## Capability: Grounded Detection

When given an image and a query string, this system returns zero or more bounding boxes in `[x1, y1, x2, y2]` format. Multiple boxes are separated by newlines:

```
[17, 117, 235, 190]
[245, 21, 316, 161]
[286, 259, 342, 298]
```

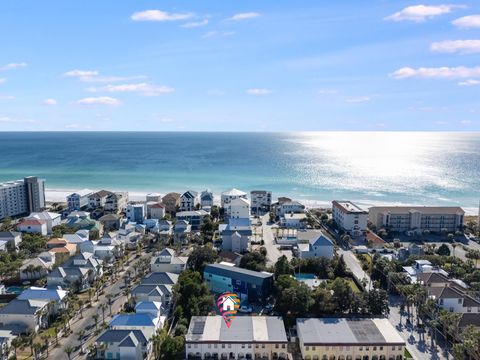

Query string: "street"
[48, 252, 150, 359]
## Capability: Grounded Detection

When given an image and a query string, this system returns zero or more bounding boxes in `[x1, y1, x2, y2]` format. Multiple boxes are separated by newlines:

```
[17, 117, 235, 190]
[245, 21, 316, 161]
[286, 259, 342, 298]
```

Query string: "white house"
[147, 203, 165, 220]
[150, 248, 188, 274]
[17, 218, 47, 236]
[276, 201, 305, 217]
[229, 198, 250, 219]
[146, 193, 162, 203]
[428, 286, 480, 313]
[296, 230, 334, 259]
[0, 299, 49, 334]
[104, 192, 129, 213]
[180, 190, 199, 212]
[19, 257, 53, 281]
[250, 190, 272, 214]
[109, 313, 164, 339]
[26, 212, 61, 234]
[67, 189, 93, 211]
[96, 329, 149, 360]
[0, 231, 22, 251]
[135, 301, 162, 318]
[332, 200, 368, 237]
[281, 213, 307, 229]
[126, 204, 146, 223]
[88, 190, 113, 210]
[221, 188, 247, 216]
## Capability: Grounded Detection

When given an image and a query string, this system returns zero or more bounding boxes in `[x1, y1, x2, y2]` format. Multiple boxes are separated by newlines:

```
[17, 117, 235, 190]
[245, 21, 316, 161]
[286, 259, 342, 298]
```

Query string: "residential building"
[109, 313, 164, 339]
[219, 218, 252, 253]
[17, 218, 47, 236]
[161, 192, 181, 213]
[221, 189, 248, 217]
[146, 193, 162, 203]
[180, 190, 199, 212]
[295, 230, 335, 259]
[0, 329, 17, 360]
[174, 220, 192, 245]
[221, 188, 247, 207]
[105, 192, 129, 213]
[281, 213, 307, 229]
[19, 257, 53, 281]
[297, 318, 405, 360]
[250, 190, 272, 214]
[369, 206, 465, 233]
[27, 211, 61, 234]
[176, 210, 209, 231]
[150, 248, 188, 274]
[403, 259, 448, 283]
[0, 177, 45, 220]
[229, 198, 250, 219]
[204, 263, 274, 305]
[0, 231, 22, 251]
[427, 286, 480, 313]
[0, 299, 49, 334]
[275, 201, 305, 217]
[133, 272, 178, 305]
[126, 204, 145, 223]
[66, 189, 93, 211]
[88, 190, 113, 210]
[147, 202, 165, 220]
[17, 287, 67, 313]
[99, 213, 122, 231]
[200, 190, 214, 208]
[65, 212, 103, 239]
[186, 316, 288, 360]
[332, 200, 368, 237]
[157, 220, 173, 242]
[135, 301, 162, 318]
[96, 329, 149, 360]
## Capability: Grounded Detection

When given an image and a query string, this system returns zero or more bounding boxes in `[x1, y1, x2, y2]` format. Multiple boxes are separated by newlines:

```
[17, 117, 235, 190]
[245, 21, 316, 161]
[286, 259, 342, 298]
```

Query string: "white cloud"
[0, 116, 35, 124]
[65, 124, 80, 129]
[431, 40, 480, 54]
[385, 5, 465, 22]
[90, 83, 174, 96]
[345, 96, 371, 103]
[64, 70, 146, 83]
[77, 96, 121, 106]
[246, 88, 271, 95]
[458, 79, 480, 86]
[461, 120, 473, 125]
[0, 62, 27, 71]
[202, 31, 235, 39]
[0, 78, 6, 84]
[391, 66, 480, 79]
[0, 95, 15, 100]
[227, 12, 261, 21]
[131, 10, 193, 22]
[182, 19, 209, 28]
[43, 98, 57, 105]
[452, 14, 480, 28]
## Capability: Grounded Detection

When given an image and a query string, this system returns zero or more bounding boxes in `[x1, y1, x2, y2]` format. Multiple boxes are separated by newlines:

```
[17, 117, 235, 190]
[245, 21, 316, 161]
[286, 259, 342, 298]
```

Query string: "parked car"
[238, 305, 253, 313]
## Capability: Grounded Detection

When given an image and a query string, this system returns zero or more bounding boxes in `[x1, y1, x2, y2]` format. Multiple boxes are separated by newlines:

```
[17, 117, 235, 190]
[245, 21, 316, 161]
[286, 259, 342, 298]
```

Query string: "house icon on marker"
[222, 295, 236, 311]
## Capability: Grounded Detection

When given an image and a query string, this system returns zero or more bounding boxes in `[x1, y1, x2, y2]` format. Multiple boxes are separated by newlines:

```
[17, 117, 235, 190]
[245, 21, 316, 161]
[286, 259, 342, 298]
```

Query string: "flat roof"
[369, 206, 464, 215]
[297, 318, 405, 346]
[333, 200, 367, 214]
[186, 316, 287, 343]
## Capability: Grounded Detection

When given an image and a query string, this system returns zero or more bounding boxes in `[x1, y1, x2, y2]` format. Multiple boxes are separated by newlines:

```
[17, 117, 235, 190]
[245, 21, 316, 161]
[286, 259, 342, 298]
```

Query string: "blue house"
[203, 263, 273, 305]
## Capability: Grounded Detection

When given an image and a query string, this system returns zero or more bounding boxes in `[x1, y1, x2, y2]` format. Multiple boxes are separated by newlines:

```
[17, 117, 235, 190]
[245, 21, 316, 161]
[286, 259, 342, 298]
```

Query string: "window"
[366, 347, 369, 351]
[248, 344, 251, 349]
[306, 346, 309, 351]
[275, 344, 279, 349]
[373, 346, 377, 351]
[228, 344, 232, 349]
[312, 346, 316, 350]
[359, 347, 363, 351]
[398, 346, 402, 351]
[458, 299, 462, 304]
[379, 347, 383, 351]
[282, 344, 286, 349]
[222, 344, 225, 349]
[262, 344, 265, 349]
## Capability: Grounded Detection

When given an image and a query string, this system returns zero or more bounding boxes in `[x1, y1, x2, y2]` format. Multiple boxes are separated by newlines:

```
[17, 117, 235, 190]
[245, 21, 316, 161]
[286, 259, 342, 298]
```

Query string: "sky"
[0, 1, 480, 131]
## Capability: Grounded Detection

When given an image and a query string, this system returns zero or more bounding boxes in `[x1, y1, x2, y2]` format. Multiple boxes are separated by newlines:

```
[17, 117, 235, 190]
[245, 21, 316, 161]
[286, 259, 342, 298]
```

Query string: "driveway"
[337, 249, 372, 290]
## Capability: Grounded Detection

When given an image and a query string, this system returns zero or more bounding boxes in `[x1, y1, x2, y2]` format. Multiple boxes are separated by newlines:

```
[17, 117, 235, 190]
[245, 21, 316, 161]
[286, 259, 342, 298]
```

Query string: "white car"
[238, 305, 253, 313]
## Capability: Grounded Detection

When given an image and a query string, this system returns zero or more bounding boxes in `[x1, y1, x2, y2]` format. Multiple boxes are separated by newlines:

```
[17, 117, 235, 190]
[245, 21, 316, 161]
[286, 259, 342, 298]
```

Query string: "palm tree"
[77, 299, 85, 318]
[64, 345, 74, 360]
[93, 314, 99, 332]
[100, 303, 107, 324]
[106, 294, 113, 315]
[41, 334, 51, 357]
[451, 242, 458, 258]
[11, 337, 21, 358]
[88, 287, 95, 305]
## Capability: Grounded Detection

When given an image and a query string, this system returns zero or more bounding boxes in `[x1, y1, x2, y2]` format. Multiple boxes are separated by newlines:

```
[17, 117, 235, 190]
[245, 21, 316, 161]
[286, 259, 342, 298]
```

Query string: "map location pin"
[216, 292, 240, 328]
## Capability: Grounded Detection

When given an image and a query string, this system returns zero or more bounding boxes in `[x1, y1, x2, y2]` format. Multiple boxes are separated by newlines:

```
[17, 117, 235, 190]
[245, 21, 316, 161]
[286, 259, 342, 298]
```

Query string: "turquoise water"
[295, 273, 317, 280]
[0, 132, 479, 212]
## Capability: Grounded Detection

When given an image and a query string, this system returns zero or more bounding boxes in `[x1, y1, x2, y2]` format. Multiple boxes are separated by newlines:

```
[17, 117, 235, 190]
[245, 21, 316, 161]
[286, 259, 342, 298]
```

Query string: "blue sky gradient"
[0, 1, 479, 131]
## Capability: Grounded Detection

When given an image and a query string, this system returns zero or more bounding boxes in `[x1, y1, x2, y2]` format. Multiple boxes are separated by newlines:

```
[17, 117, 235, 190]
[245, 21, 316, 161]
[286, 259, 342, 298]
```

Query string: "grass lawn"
[345, 278, 361, 293]
[404, 348, 413, 359]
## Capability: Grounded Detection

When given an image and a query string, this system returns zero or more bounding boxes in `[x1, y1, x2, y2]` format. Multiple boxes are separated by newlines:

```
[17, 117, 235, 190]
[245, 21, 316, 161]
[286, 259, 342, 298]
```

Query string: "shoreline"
[45, 188, 478, 215]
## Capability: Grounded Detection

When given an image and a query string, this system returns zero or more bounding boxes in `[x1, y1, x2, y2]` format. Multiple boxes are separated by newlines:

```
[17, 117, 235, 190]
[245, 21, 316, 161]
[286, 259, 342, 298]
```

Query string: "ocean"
[0, 132, 479, 213]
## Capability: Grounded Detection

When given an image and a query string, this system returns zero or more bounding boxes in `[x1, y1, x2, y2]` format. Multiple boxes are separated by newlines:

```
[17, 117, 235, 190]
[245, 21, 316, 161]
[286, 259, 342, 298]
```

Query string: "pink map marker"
[216, 292, 240, 328]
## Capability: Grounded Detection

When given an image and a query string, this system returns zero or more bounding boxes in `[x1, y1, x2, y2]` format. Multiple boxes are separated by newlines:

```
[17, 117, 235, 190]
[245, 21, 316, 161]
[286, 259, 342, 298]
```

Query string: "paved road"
[49, 253, 149, 359]
[337, 249, 372, 290]
[260, 215, 292, 265]
[388, 297, 450, 360]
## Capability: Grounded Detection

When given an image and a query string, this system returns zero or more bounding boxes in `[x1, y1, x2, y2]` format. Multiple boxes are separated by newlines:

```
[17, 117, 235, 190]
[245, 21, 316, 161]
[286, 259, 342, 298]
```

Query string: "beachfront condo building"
[297, 318, 405, 360]
[0, 177, 45, 220]
[186, 316, 288, 360]
[332, 200, 368, 237]
[368, 206, 464, 233]
[250, 190, 272, 214]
